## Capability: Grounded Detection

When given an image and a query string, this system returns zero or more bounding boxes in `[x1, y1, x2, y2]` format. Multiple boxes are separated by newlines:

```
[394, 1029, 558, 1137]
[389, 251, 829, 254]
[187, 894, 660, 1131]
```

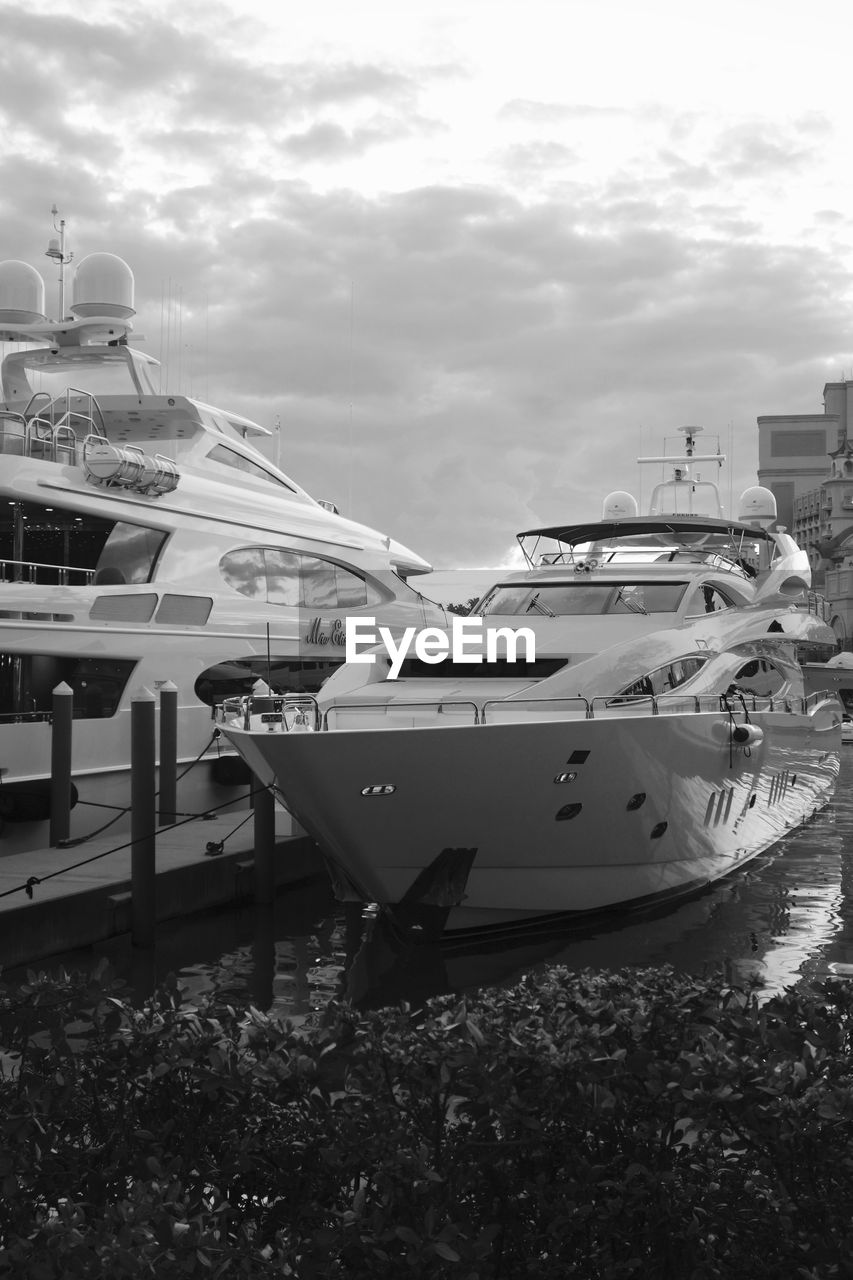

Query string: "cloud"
[0, 1, 851, 572]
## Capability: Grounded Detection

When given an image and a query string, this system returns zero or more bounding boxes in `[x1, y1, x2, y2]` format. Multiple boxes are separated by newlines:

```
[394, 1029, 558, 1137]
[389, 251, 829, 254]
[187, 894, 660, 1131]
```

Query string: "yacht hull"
[224, 700, 841, 924]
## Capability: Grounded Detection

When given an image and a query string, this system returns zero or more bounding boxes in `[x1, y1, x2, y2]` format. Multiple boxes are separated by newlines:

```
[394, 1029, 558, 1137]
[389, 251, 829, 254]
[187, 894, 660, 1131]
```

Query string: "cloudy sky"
[1, 0, 852, 570]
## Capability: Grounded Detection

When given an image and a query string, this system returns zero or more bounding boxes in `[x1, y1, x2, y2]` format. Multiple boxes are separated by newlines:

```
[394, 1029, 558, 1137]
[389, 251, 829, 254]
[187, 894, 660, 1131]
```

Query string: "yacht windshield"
[1, 346, 159, 403]
[478, 581, 688, 616]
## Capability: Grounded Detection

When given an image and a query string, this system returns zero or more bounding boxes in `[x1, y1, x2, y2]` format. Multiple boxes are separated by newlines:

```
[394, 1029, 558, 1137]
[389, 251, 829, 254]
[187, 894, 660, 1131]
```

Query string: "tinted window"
[614, 655, 708, 700]
[734, 658, 786, 696]
[95, 521, 167, 584]
[220, 548, 373, 609]
[207, 444, 296, 491]
[0, 652, 136, 720]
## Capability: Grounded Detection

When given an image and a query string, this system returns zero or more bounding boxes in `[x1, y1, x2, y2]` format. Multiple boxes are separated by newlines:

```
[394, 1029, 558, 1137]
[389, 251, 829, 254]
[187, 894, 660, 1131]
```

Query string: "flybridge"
[516, 518, 779, 576]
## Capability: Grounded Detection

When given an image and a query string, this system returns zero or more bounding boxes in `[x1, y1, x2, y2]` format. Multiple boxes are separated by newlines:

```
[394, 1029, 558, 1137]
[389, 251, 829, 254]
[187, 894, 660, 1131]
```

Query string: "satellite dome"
[601, 490, 639, 519]
[0, 260, 46, 324]
[70, 253, 135, 319]
[738, 486, 777, 526]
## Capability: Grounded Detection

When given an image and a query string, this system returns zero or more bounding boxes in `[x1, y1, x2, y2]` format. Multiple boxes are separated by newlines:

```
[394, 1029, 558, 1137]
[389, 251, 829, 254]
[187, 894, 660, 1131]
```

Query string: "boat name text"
[345, 617, 536, 679]
[306, 617, 346, 646]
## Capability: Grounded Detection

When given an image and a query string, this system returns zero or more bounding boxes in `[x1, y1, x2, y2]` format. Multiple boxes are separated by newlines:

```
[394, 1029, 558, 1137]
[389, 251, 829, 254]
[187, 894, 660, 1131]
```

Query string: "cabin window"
[612, 654, 709, 700]
[732, 658, 786, 697]
[219, 547, 382, 610]
[0, 500, 166, 587]
[94, 521, 167, 585]
[0, 652, 137, 721]
[684, 584, 734, 615]
[206, 444, 297, 492]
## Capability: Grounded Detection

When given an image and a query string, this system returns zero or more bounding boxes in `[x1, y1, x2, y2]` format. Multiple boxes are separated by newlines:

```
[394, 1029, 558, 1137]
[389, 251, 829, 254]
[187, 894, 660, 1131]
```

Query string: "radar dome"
[738, 486, 777, 527]
[0, 261, 46, 324]
[70, 253, 135, 319]
[602, 490, 639, 519]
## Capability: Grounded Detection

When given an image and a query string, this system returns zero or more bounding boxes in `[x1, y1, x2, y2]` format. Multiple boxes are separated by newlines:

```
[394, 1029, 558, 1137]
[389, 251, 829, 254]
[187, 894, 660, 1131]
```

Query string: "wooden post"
[253, 777, 276, 904]
[158, 681, 178, 826]
[49, 681, 74, 846]
[131, 688, 157, 948]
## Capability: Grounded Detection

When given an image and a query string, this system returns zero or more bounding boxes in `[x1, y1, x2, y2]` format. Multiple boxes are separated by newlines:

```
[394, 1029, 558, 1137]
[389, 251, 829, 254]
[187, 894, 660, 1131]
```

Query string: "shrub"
[1, 962, 852, 1277]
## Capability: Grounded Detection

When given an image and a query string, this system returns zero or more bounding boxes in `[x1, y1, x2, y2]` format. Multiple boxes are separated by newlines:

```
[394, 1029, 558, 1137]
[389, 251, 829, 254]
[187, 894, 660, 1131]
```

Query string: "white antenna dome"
[70, 252, 135, 319]
[0, 260, 46, 323]
[602, 490, 639, 519]
[738, 485, 777, 527]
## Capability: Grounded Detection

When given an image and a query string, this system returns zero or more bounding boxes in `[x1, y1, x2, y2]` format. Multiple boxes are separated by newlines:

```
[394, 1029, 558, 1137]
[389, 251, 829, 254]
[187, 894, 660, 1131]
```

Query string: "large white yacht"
[222, 429, 843, 930]
[0, 239, 442, 854]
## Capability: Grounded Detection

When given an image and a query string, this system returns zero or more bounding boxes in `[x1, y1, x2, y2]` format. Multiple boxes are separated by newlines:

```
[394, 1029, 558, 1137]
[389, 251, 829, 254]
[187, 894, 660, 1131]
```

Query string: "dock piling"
[158, 681, 178, 826]
[131, 688, 157, 948]
[49, 682, 74, 847]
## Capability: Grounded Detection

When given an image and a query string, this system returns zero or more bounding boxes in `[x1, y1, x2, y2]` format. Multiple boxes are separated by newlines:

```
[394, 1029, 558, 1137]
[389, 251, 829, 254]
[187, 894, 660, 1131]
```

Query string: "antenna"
[44, 204, 73, 320]
[348, 278, 354, 516]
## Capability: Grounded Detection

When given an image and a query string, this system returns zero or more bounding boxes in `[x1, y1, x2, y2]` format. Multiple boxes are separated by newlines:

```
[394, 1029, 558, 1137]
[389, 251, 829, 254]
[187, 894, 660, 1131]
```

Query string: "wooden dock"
[0, 808, 324, 970]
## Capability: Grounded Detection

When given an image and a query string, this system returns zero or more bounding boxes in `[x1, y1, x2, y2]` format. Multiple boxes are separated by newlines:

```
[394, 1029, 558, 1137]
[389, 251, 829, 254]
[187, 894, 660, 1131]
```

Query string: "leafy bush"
[1, 962, 853, 1277]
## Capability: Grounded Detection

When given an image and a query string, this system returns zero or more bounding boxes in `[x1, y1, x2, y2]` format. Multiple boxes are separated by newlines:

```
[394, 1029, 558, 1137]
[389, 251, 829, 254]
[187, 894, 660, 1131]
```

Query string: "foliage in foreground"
[0, 962, 852, 1278]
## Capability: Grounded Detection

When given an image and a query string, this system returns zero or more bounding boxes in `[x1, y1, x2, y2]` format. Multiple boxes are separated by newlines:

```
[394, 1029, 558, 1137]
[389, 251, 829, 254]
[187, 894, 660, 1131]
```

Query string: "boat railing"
[0, 388, 108, 466]
[323, 699, 481, 729]
[218, 693, 323, 733]
[483, 696, 589, 723]
[0, 410, 26, 456]
[0, 557, 95, 586]
[221, 686, 833, 734]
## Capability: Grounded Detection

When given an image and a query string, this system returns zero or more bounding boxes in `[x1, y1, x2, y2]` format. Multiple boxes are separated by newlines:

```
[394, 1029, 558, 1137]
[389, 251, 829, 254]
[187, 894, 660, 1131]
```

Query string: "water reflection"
[15, 756, 853, 1016]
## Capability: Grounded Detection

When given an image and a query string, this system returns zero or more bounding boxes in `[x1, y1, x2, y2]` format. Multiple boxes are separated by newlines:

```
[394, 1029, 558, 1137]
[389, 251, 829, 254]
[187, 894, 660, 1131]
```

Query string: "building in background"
[758, 381, 853, 646]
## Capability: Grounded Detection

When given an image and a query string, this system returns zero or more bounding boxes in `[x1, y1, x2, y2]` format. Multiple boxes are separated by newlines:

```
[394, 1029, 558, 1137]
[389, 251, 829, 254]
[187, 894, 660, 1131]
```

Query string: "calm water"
[18, 753, 853, 1016]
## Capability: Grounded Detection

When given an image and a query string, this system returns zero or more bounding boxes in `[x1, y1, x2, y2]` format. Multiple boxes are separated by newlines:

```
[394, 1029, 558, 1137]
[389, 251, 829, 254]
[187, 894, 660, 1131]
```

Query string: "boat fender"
[731, 724, 764, 748]
[0, 779, 79, 823]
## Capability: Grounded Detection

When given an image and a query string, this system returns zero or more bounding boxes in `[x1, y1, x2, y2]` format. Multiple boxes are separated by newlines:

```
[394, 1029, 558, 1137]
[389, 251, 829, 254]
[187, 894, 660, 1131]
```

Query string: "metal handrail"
[0, 557, 95, 585]
[323, 698, 480, 729]
[219, 686, 837, 733]
[218, 693, 322, 733]
[482, 695, 589, 723]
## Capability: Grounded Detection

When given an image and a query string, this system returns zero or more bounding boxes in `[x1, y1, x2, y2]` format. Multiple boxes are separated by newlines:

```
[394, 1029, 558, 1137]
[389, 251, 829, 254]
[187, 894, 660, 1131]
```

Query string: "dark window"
[770, 430, 826, 457]
[0, 652, 137, 721]
[612, 654, 708, 700]
[733, 658, 786, 697]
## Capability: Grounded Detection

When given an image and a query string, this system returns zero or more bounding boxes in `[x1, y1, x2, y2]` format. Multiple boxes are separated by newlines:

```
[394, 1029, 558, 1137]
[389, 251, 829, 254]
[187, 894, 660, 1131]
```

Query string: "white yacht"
[222, 429, 843, 929]
[0, 242, 442, 854]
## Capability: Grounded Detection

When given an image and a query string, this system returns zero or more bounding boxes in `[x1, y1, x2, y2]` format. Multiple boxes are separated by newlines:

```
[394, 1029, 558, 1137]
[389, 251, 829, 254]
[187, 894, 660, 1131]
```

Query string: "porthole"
[626, 792, 646, 811]
[650, 821, 668, 839]
[556, 803, 583, 822]
[361, 785, 396, 797]
[554, 771, 578, 784]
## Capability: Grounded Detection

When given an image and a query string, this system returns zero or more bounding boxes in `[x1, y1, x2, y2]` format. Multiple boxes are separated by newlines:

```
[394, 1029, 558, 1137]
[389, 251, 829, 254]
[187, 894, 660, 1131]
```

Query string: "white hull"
[225, 697, 841, 924]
